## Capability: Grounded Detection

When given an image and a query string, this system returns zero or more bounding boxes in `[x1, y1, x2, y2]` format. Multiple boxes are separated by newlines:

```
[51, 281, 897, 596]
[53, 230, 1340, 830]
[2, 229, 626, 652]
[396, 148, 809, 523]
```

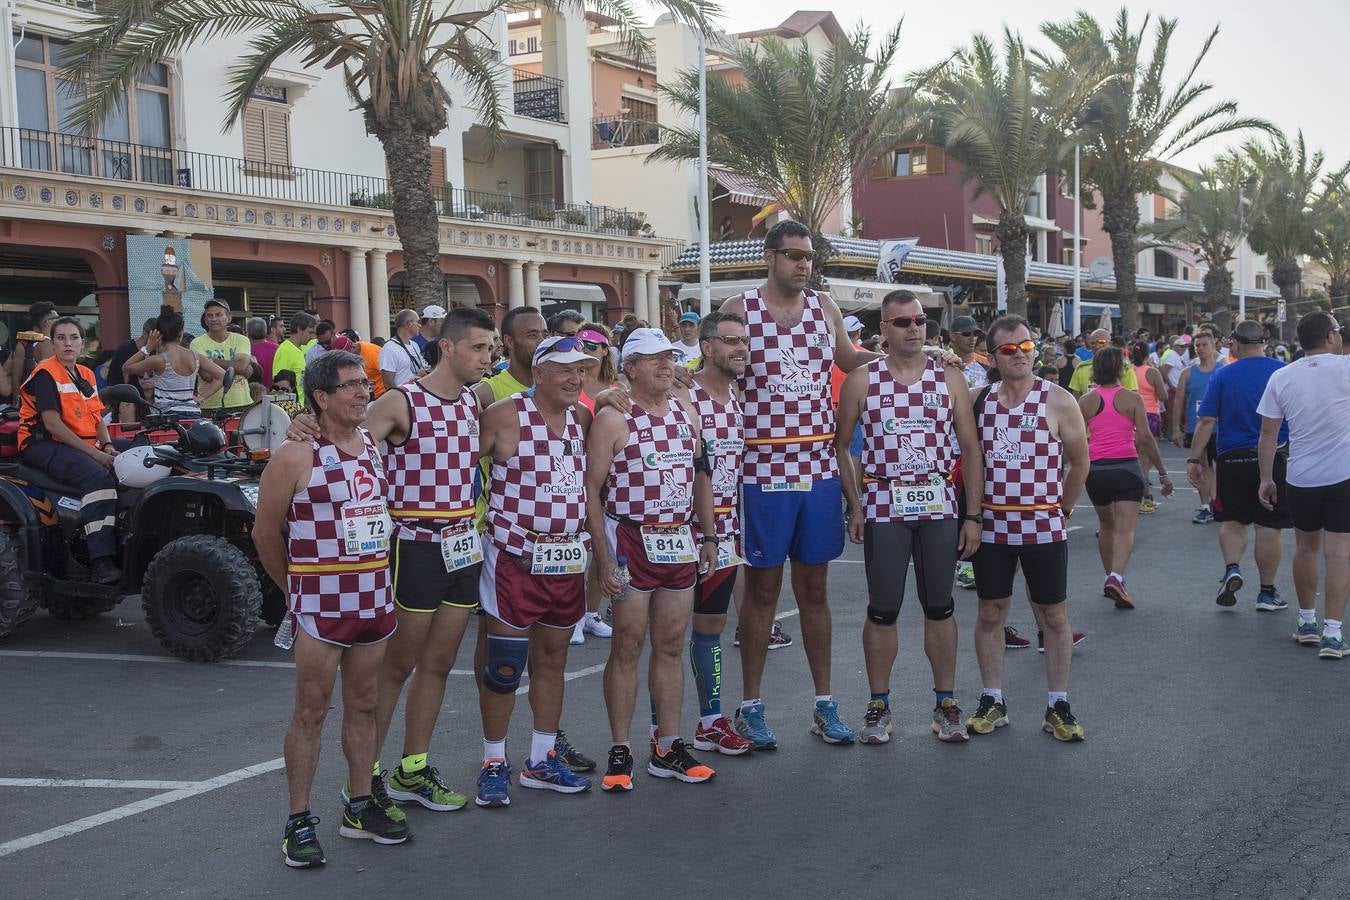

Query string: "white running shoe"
[570, 618, 585, 646]
[582, 611, 613, 638]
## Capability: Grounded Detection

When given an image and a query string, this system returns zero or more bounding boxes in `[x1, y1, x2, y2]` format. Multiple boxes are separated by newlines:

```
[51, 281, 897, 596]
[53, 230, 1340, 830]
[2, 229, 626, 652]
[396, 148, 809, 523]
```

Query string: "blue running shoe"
[811, 699, 855, 745]
[520, 751, 591, 794]
[1256, 588, 1287, 612]
[1215, 567, 1242, 607]
[1295, 621, 1320, 646]
[475, 759, 511, 808]
[733, 702, 778, 751]
[1319, 634, 1348, 659]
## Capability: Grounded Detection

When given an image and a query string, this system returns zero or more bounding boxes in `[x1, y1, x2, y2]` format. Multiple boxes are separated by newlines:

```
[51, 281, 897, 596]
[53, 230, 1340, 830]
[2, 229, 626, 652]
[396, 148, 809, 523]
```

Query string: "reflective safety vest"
[18, 355, 104, 450]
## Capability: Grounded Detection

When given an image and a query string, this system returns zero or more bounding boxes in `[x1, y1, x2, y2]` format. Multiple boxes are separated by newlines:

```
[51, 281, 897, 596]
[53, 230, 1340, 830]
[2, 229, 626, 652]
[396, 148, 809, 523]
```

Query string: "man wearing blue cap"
[675, 311, 702, 367]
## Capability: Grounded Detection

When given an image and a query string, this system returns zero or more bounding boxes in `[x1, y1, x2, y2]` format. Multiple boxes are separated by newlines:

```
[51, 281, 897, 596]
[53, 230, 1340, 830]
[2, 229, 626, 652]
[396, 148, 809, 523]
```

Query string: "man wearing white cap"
[586, 327, 719, 791]
[412, 305, 446, 352]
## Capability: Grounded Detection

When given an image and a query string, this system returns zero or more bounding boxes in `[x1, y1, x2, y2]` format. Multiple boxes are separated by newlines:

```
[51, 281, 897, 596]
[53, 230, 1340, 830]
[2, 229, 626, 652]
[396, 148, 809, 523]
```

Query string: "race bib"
[716, 538, 745, 571]
[439, 521, 483, 572]
[891, 481, 949, 518]
[640, 524, 696, 564]
[531, 534, 587, 575]
[342, 501, 391, 556]
[761, 480, 811, 493]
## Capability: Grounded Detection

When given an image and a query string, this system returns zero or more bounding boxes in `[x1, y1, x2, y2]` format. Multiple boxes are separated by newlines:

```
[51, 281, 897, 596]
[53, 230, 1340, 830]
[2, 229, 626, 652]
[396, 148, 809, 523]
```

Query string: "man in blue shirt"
[1187, 320, 1291, 610]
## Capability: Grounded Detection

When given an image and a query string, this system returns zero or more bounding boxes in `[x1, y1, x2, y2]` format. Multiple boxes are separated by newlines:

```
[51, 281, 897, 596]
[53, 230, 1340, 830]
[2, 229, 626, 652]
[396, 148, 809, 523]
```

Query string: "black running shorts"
[693, 565, 738, 616]
[1286, 477, 1350, 534]
[392, 538, 482, 613]
[1085, 457, 1145, 506]
[1213, 449, 1292, 530]
[863, 519, 959, 619]
[972, 541, 1068, 605]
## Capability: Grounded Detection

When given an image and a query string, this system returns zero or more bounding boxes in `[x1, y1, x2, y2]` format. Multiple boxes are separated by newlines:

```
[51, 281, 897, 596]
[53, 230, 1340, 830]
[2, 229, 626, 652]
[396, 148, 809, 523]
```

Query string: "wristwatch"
[960, 514, 982, 523]
[1186, 458, 1201, 464]
[699, 535, 718, 545]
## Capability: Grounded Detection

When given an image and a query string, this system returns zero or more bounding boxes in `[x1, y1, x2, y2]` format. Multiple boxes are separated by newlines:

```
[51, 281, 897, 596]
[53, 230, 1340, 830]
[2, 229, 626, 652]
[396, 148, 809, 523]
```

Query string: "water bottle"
[613, 555, 630, 603]
[273, 612, 296, 650]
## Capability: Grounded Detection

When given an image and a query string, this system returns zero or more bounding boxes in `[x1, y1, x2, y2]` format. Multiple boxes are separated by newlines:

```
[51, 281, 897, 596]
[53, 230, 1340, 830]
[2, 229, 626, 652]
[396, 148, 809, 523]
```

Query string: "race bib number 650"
[891, 483, 949, 518]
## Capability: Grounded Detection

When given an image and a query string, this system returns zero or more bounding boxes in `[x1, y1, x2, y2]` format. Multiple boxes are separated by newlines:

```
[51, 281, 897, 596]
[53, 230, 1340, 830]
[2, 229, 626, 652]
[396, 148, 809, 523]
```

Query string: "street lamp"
[1071, 106, 1103, 339]
[697, 28, 710, 317]
[1236, 174, 1257, 323]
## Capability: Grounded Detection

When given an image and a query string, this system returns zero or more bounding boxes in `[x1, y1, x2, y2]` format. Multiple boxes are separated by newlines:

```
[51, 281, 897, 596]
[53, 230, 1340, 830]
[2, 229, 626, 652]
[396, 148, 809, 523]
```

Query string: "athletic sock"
[690, 631, 722, 720]
[814, 694, 833, 704]
[483, 739, 506, 764]
[983, 688, 1003, 704]
[741, 698, 763, 711]
[870, 691, 890, 708]
[346, 794, 370, 814]
[529, 730, 556, 765]
[934, 690, 955, 706]
[1048, 691, 1068, 709]
[288, 809, 312, 823]
[613, 741, 631, 751]
[699, 714, 720, 729]
[1300, 608, 1318, 625]
[656, 734, 677, 753]
[1261, 584, 1276, 594]
[371, 761, 380, 777]
[1324, 618, 1342, 639]
[400, 752, 427, 774]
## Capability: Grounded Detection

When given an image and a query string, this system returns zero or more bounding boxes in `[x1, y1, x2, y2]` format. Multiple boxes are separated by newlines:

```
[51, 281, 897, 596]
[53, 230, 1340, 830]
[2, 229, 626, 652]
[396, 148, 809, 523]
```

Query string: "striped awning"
[709, 167, 775, 206]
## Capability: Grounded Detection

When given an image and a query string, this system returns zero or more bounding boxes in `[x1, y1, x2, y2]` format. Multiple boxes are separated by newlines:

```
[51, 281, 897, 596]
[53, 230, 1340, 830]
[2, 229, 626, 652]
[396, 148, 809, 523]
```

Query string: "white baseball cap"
[533, 335, 599, 366]
[621, 327, 678, 365]
[843, 315, 863, 333]
[421, 305, 447, 320]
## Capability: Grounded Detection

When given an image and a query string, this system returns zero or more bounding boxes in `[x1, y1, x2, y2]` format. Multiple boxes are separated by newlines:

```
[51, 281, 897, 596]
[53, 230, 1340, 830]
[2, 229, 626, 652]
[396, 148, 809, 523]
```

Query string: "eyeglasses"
[327, 378, 372, 393]
[954, 331, 977, 337]
[709, 334, 749, 346]
[885, 315, 928, 329]
[773, 248, 815, 263]
[995, 340, 1037, 356]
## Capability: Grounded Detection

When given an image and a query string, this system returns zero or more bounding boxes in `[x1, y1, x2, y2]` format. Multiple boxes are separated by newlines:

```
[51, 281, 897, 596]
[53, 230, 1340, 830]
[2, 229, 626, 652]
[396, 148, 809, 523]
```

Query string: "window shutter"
[870, 151, 892, 180]
[430, 145, 447, 195]
[242, 105, 267, 163]
[264, 106, 290, 167]
[926, 145, 945, 174]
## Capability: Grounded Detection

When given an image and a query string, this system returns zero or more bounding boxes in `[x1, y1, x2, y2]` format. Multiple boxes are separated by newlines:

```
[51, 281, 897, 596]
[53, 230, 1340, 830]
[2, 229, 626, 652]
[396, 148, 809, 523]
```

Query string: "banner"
[876, 239, 918, 283]
[126, 235, 214, 334]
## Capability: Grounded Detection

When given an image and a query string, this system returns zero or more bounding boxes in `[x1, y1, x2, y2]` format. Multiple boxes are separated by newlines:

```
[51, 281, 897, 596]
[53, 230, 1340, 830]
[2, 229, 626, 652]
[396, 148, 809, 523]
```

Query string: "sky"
[639, 0, 1350, 173]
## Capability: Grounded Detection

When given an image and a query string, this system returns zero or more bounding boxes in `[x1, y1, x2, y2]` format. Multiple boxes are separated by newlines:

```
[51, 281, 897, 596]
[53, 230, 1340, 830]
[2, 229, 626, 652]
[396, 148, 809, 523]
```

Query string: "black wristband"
[1187, 458, 1201, 464]
[961, 514, 982, 523]
[699, 535, 717, 545]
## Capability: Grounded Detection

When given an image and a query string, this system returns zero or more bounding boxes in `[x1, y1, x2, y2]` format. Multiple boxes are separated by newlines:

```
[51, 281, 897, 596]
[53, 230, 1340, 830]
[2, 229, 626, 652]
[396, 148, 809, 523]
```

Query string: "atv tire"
[142, 535, 262, 662]
[44, 593, 119, 620]
[0, 529, 39, 638]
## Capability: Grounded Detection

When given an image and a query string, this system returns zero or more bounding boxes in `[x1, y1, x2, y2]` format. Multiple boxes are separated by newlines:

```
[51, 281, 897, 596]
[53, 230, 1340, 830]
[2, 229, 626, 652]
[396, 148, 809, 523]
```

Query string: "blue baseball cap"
[679, 312, 700, 325]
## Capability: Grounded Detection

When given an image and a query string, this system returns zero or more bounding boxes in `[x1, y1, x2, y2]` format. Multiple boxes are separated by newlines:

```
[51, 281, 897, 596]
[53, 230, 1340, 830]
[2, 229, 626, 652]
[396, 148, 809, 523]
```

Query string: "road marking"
[0, 778, 200, 790]
[0, 649, 475, 676]
[0, 757, 286, 859]
[1067, 526, 1083, 533]
[778, 607, 800, 620]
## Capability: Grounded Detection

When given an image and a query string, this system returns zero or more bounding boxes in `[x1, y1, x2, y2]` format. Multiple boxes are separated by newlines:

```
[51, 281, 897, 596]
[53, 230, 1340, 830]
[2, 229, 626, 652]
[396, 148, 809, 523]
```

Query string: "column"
[632, 269, 648, 325]
[346, 248, 370, 340]
[369, 249, 391, 339]
[523, 261, 541, 306]
[646, 271, 661, 325]
[507, 261, 525, 309]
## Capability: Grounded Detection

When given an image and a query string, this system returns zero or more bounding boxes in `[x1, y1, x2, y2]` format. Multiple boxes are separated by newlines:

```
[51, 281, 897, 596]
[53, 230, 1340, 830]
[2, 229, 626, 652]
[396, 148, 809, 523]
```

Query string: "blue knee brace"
[482, 634, 529, 694]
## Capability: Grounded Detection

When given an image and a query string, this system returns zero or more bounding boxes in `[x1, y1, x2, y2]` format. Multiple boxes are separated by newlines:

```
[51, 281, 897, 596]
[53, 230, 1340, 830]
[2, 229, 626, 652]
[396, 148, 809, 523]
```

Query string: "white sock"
[1300, 608, 1318, 625]
[699, 713, 720, 729]
[815, 694, 833, 704]
[656, 734, 677, 753]
[1109, 572, 1122, 582]
[1324, 618, 1342, 639]
[483, 738, 506, 763]
[983, 688, 1003, 704]
[529, 730, 556, 764]
[649, 723, 659, 741]
[1048, 691, 1068, 708]
[741, 698, 762, 711]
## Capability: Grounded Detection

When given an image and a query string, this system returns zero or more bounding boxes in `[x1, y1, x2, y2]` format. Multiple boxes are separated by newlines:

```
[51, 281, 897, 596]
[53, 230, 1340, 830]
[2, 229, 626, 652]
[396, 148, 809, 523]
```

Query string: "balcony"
[512, 68, 566, 123]
[591, 116, 663, 150]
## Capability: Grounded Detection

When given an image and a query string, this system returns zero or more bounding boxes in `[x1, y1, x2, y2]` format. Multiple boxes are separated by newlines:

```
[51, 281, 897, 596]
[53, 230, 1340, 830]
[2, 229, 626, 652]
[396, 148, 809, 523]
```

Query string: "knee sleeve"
[866, 604, 899, 626]
[481, 634, 529, 694]
[922, 597, 955, 621]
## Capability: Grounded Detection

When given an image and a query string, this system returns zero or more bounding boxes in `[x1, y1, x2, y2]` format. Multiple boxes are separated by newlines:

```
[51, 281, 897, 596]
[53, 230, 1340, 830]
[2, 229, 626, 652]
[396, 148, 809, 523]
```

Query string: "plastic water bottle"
[613, 555, 630, 603]
[273, 612, 296, 650]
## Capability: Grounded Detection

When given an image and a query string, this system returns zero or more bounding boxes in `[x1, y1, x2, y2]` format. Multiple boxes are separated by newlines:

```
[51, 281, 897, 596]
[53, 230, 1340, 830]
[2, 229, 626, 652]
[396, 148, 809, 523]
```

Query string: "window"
[526, 36, 539, 53]
[872, 144, 943, 180]
[12, 33, 173, 181]
[525, 146, 554, 204]
[624, 97, 657, 123]
[242, 90, 292, 178]
[1154, 248, 1177, 279]
[893, 147, 926, 177]
[1062, 247, 1077, 266]
[508, 39, 519, 55]
[1255, 274, 1268, 290]
[975, 234, 993, 256]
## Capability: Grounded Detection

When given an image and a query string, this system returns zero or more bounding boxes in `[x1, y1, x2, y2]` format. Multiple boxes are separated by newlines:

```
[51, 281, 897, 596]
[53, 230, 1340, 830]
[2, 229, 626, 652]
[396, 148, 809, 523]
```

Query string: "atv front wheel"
[142, 535, 262, 661]
[0, 529, 39, 638]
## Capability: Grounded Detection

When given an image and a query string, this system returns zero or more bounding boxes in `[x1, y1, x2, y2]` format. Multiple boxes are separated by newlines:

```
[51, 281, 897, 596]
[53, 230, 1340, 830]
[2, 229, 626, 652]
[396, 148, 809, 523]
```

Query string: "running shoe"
[1192, 507, 1215, 524]
[339, 799, 411, 844]
[555, 730, 597, 773]
[768, 620, 794, 650]
[282, 814, 325, 868]
[1043, 700, 1085, 742]
[1295, 620, 1320, 645]
[733, 702, 778, 751]
[1004, 625, 1032, 649]
[966, 694, 1009, 735]
[601, 745, 635, 793]
[1037, 630, 1088, 652]
[1139, 496, 1158, 515]
[1216, 567, 1243, 607]
[582, 611, 613, 638]
[569, 619, 585, 645]
[955, 561, 977, 590]
[342, 771, 406, 824]
[387, 764, 466, 812]
[858, 699, 892, 745]
[811, 699, 855, 745]
[1319, 634, 1349, 659]
[1104, 574, 1134, 610]
[1255, 588, 1287, 612]
[693, 717, 753, 755]
[520, 750, 592, 793]
[647, 738, 716, 783]
[931, 698, 969, 742]
[475, 759, 511, 808]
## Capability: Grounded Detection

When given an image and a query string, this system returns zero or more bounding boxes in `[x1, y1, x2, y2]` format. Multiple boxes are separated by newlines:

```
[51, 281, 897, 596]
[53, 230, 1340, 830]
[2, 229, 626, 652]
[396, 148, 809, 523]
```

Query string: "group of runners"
[261, 219, 1350, 870]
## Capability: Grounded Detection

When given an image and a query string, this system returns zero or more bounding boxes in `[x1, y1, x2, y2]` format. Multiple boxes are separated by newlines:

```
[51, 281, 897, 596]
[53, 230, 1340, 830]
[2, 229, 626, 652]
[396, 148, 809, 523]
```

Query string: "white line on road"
[0, 649, 475, 676]
[0, 778, 201, 790]
[0, 757, 286, 859]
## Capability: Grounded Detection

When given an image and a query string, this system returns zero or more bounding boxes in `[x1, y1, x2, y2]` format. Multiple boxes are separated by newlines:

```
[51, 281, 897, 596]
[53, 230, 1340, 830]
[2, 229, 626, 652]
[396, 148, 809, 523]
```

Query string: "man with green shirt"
[1068, 329, 1137, 395]
[273, 312, 318, 395]
[193, 299, 255, 410]
[471, 307, 546, 407]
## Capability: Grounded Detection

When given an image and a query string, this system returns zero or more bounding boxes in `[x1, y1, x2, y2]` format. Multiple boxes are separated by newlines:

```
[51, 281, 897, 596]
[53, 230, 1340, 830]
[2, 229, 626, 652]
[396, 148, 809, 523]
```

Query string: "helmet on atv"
[186, 421, 227, 455]
[115, 445, 172, 488]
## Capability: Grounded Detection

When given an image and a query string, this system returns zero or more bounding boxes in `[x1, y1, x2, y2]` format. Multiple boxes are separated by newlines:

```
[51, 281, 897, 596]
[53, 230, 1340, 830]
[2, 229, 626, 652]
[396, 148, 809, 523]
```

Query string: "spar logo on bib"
[644, 448, 694, 469]
[883, 416, 932, 435]
[351, 467, 378, 501]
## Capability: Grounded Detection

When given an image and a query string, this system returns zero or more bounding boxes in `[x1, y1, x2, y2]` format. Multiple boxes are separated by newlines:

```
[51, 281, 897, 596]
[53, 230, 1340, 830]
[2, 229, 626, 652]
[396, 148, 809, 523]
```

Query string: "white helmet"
[114, 445, 171, 488]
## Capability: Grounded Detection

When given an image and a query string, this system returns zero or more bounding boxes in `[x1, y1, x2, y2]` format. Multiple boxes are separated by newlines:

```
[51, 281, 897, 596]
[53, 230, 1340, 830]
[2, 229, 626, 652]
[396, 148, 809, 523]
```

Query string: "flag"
[751, 202, 782, 227]
[876, 239, 918, 283]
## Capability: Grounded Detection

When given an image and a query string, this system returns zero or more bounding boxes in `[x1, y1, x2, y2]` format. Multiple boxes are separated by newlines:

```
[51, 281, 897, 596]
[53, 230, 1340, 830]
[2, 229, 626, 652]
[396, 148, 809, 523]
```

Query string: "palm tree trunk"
[1202, 264, 1234, 334]
[1272, 255, 1302, 342]
[996, 213, 1029, 318]
[1102, 190, 1141, 334]
[380, 125, 443, 312]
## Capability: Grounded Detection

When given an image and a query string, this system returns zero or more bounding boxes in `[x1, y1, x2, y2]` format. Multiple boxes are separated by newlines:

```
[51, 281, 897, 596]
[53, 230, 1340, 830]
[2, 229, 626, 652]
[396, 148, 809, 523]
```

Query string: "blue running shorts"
[743, 477, 845, 568]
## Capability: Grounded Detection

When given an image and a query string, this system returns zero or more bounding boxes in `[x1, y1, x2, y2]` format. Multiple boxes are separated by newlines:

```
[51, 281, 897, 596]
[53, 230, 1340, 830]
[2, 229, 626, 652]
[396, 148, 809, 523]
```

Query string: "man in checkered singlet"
[964, 315, 1092, 744]
[254, 350, 407, 867]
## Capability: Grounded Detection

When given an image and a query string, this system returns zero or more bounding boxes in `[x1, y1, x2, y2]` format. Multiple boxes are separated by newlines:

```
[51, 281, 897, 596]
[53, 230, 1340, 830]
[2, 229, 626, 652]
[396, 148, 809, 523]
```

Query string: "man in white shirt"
[1257, 312, 1350, 659]
[379, 309, 430, 391]
[674, 312, 702, 366]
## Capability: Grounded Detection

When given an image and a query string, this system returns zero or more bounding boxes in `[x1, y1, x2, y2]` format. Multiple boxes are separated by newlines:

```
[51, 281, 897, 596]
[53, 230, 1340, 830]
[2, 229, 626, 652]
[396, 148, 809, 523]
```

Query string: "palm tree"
[920, 30, 1090, 317]
[61, 0, 714, 312]
[1141, 161, 1254, 333]
[650, 20, 919, 275]
[1311, 173, 1350, 308]
[1040, 9, 1270, 333]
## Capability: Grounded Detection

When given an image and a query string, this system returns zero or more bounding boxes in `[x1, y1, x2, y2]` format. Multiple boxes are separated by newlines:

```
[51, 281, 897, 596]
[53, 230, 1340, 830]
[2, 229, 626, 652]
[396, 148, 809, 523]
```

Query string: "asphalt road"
[2, 444, 1347, 899]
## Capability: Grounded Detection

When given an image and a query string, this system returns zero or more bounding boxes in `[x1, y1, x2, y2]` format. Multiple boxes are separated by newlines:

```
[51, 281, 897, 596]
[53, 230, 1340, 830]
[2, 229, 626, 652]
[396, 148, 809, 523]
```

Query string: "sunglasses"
[885, 315, 928, 329]
[774, 248, 815, 263]
[1089, 338, 1110, 348]
[995, 340, 1037, 356]
[708, 334, 749, 346]
[954, 330, 978, 337]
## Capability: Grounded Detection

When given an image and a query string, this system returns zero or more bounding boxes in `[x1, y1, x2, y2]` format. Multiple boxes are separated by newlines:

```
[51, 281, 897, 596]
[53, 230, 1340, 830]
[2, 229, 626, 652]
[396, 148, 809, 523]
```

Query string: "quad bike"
[0, 379, 291, 661]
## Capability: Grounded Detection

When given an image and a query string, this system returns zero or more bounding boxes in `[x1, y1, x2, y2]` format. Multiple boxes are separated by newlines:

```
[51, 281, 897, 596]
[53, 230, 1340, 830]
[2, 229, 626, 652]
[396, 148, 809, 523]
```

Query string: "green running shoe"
[339, 799, 411, 844]
[388, 764, 467, 811]
[282, 814, 325, 868]
[343, 771, 406, 824]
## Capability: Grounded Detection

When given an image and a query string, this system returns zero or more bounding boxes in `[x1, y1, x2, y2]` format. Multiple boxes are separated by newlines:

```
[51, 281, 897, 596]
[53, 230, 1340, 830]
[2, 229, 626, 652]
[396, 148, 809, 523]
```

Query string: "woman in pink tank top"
[1130, 341, 1170, 514]
[1078, 346, 1172, 609]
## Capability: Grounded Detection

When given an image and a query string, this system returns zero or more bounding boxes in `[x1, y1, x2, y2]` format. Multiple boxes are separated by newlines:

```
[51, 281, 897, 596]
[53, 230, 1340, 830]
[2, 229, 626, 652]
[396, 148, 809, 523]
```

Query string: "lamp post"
[1236, 174, 1257, 323]
[1072, 143, 1082, 339]
[697, 28, 711, 316]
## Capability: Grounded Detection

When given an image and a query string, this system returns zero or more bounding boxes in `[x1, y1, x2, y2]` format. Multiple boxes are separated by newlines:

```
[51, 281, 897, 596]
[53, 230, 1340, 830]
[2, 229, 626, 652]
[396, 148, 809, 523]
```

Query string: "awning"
[539, 280, 606, 304]
[709, 167, 774, 206]
[676, 278, 939, 312]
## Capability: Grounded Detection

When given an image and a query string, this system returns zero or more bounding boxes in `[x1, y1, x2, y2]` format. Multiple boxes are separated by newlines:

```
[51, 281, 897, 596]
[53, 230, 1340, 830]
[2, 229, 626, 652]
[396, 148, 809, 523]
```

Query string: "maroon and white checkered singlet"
[384, 380, 479, 541]
[977, 378, 1066, 545]
[861, 357, 957, 523]
[689, 381, 743, 540]
[740, 288, 837, 484]
[286, 429, 393, 618]
[605, 400, 696, 526]
[488, 396, 588, 554]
